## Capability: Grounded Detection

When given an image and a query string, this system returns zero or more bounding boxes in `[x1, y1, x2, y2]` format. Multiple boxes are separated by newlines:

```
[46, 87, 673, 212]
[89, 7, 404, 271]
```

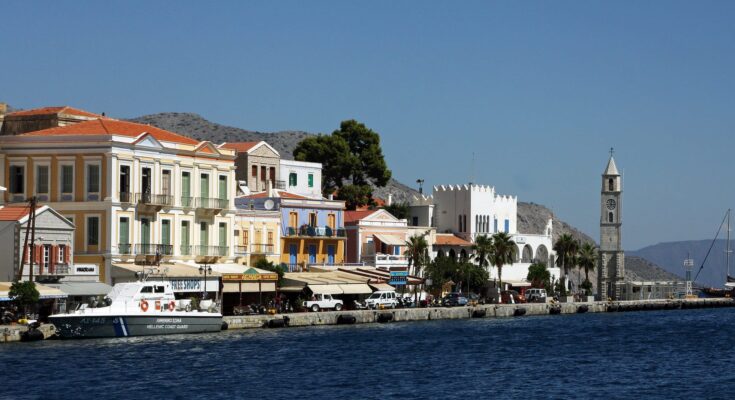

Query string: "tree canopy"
[9, 281, 39, 316]
[382, 201, 410, 220]
[293, 119, 392, 209]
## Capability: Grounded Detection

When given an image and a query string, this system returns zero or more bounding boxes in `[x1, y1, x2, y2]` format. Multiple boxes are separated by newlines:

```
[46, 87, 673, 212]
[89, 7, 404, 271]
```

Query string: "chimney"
[387, 194, 392, 206]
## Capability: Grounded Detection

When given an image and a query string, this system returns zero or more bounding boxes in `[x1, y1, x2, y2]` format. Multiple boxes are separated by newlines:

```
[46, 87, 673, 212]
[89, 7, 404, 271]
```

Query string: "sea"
[1, 308, 734, 400]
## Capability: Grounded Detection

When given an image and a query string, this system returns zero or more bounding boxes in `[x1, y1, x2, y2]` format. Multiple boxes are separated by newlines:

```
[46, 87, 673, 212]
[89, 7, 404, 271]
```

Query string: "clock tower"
[598, 149, 625, 300]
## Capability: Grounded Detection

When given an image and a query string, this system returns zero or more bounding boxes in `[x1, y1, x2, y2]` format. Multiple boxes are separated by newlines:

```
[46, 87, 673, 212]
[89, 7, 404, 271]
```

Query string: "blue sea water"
[1, 308, 734, 400]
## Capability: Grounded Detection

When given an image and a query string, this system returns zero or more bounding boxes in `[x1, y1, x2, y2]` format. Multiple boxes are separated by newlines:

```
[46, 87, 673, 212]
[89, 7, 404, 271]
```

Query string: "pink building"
[344, 209, 409, 269]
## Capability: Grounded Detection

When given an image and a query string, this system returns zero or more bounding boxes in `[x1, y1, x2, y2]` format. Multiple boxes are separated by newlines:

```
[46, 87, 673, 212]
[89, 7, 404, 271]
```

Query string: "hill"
[630, 240, 733, 288]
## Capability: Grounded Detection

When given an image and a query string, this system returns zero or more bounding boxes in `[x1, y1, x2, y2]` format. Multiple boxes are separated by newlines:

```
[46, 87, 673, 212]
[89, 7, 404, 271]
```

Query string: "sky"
[2, 1, 734, 250]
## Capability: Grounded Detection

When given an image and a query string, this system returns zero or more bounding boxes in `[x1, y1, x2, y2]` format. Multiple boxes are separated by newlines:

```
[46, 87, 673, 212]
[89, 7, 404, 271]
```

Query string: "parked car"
[525, 288, 547, 303]
[500, 290, 526, 304]
[303, 293, 343, 312]
[365, 291, 398, 309]
[467, 293, 482, 306]
[442, 292, 469, 307]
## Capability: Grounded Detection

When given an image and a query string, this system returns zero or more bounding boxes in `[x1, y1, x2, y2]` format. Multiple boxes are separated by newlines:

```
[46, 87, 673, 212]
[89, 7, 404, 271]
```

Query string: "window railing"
[194, 245, 229, 257]
[134, 243, 174, 256]
[195, 197, 228, 210]
[250, 243, 275, 254]
[31, 263, 70, 275]
[180, 245, 192, 256]
[119, 243, 132, 255]
[135, 193, 174, 207]
[286, 226, 345, 238]
[181, 196, 194, 208]
[235, 245, 249, 255]
[119, 191, 133, 203]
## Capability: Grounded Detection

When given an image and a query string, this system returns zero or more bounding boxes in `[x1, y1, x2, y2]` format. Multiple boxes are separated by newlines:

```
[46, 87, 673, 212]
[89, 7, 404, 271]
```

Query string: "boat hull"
[49, 314, 223, 338]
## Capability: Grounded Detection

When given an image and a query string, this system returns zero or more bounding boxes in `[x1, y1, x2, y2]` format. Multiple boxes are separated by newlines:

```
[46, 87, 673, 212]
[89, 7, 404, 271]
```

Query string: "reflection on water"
[1, 308, 734, 399]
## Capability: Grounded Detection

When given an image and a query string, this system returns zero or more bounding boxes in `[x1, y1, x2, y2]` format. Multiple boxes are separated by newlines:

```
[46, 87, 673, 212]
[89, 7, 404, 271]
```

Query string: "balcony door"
[161, 170, 171, 198]
[218, 223, 226, 249]
[200, 173, 210, 199]
[182, 172, 191, 206]
[181, 221, 190, 255]
[119, 217, 129, 253]
[200, 222, 208, 247]
[218, 175, 227, 201]
[327, 245, 335, 265]
[141, 218, 151, 246]
[141, 168, 152, 194]
[119, 166, 130, 201]
[308, 244, 317, 264]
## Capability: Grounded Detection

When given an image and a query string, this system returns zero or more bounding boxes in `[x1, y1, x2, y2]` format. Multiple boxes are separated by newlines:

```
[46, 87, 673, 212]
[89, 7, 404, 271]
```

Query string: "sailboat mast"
[727, 209, 731, 278]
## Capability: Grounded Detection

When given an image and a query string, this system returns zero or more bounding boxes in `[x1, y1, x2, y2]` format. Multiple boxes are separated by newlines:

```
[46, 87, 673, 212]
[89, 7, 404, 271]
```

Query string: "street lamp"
[416, 179, 425, 195]
[199, 263, 212, 299]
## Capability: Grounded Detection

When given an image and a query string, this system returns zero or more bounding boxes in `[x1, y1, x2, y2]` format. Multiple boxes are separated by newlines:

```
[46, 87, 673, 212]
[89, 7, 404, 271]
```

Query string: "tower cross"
[609, 147, 614, 157]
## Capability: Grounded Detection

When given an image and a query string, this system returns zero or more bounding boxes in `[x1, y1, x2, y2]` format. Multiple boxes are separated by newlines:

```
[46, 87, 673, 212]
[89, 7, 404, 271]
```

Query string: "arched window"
[460, 249, 468, 261]
[449, 249, 456, 260]
[437, 250, 445, 259]
[608, 212, 614, 223]
[608, 178, 614, 191]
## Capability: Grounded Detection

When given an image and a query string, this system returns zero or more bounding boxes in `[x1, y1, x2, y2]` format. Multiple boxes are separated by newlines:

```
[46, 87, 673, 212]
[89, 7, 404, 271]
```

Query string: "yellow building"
[0, 112, 238, 283]
[234, 207, 281, 267]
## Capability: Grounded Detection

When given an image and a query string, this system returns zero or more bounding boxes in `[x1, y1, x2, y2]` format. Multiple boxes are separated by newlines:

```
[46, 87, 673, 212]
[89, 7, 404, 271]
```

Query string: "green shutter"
[162, 220, 171, 246]
[308, 173, 313, 188]
[200, 174, 209, 198]
[182, 172, 190, 197]
[200, 222, 208, 246]
[141, 219, 150, 244]
[218, 176, 227, 200]
[119, 218, 129, 245]
[219, 223, 226, 247]
[181, 221, 189, 246]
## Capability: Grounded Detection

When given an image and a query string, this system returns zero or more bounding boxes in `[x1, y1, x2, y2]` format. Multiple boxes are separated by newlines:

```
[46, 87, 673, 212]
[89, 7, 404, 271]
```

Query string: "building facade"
[0, 116, 239, 284]
[279, 159, 322, 199]
[233, 207, 282, 267]
[598, 153, 625, 300]
[222, 141, 281, 193]
[344, 209, 409, 269]
[237, 190, 346, 271]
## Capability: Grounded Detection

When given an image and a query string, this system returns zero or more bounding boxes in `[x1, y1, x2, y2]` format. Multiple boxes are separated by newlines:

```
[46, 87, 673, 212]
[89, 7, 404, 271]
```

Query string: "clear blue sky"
[2, 1, 735, 249]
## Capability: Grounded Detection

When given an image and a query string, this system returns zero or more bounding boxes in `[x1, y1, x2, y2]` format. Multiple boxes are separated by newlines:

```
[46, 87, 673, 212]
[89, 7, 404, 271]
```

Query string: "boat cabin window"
[155, 286, 165, 293]
[140, 286, 153, 293]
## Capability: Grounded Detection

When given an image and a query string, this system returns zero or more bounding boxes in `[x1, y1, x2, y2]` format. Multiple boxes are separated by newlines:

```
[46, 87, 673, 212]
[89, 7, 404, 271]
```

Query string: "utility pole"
[29, 196, 37, 282]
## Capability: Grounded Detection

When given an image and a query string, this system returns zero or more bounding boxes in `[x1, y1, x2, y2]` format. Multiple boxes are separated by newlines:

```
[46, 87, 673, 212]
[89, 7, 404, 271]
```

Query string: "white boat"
[49, 280, 223, 338]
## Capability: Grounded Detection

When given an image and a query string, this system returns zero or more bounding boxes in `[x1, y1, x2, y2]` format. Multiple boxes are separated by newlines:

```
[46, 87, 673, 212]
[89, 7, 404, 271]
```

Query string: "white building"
[409, 183, 558, 288]
[279, 159, 322, 199]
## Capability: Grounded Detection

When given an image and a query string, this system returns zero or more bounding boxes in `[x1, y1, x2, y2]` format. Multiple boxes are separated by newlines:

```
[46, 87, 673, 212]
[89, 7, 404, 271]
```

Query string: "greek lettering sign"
[74, 264, 98, 275]
[222, 273, 278, 282]
[389, 267, 408, 286]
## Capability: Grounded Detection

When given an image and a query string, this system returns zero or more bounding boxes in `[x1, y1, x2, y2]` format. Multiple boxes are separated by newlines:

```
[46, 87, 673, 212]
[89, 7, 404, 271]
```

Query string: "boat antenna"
[693, 210, 729, 283]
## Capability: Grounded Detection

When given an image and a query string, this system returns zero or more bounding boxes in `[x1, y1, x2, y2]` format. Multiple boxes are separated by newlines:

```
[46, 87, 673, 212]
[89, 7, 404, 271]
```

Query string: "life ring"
[140, 299, 149, 312]
[168, 301, 176, 311]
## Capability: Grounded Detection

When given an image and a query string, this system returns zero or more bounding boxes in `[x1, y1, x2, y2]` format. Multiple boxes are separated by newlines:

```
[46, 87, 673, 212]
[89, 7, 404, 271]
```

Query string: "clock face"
[606, 199, 617, 210]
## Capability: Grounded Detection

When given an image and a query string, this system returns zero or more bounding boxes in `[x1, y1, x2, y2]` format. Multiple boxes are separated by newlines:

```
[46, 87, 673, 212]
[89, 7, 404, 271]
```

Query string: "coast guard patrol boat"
[50, 279, 222, 338]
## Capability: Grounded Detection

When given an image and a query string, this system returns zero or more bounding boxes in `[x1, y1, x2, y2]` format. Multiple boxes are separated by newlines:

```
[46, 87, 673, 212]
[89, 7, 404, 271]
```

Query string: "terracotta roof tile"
[21, 119, 200, 145]
[434, 234, 473, 246]
[344, 210, 377, 223]
[0, 205, 34, 221]
[7, 106, 103, 119]
[221, 141, 260, 153]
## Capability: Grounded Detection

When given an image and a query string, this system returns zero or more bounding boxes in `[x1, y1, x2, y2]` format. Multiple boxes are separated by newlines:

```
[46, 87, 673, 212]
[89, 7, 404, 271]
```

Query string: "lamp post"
[199, 263, 212, 299]
[416, 179, 425, 195]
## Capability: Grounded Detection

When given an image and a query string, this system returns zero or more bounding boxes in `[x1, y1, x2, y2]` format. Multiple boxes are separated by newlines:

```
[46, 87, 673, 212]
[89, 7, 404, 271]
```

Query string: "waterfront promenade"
[2, 298, 732, 343]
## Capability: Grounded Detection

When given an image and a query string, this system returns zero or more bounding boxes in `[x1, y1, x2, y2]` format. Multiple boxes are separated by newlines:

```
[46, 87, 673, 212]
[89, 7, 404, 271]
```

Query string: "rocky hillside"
[630, 240, 732, 287]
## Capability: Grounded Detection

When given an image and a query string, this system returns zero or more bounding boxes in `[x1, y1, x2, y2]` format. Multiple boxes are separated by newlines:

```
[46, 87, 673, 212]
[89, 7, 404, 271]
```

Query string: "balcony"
[181, 197, 194, 208]
[194, 197, 228, 212]
[235, 245, 249, 255]
[135, 192, 173, 211]
[134, 243, 174, 256]
[285, 226, 346, 238]
[250, 243, 275, 254]
[194, 245, 228, 262]
[31, 263, 71, 276]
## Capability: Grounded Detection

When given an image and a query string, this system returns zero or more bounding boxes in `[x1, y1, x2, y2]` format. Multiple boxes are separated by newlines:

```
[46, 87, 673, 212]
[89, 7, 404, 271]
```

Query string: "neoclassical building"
[0, 114, 239, 284]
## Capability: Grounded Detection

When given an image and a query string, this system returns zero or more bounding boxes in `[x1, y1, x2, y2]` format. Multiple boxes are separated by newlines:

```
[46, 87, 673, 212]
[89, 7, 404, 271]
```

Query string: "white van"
[364, 291, 398, 309]
[525, 288, 548, 303]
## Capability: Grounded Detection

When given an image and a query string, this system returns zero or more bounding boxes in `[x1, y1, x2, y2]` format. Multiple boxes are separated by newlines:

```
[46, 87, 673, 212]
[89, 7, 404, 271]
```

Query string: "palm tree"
[577, 242, 597, 295]
[404, 231, 429, 302]
[489, 232, 515, 293]
[471, 234, 493, 270]
[553, 234, 579, 295]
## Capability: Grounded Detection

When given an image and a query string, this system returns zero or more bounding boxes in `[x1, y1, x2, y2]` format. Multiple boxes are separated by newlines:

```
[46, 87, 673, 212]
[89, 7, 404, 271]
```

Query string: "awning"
[308, 284, 343, 295]
[504, 280, 532, 288]
[374, 234, 405, 246]
[222, 282, 277, 293]
[0, 282, 67, 301]
[339, 284, 373, 295]
[46, 281, 112, 297]
[369, 282, 395, 291]
[279, 285, 306, 292]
